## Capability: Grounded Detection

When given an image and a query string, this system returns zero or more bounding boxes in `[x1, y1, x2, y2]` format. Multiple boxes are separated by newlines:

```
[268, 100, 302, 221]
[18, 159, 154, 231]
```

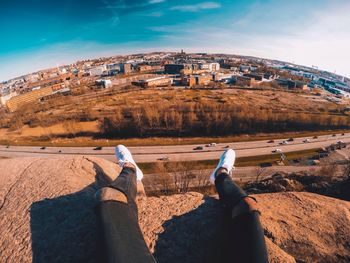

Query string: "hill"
[0, 156, 349, 262]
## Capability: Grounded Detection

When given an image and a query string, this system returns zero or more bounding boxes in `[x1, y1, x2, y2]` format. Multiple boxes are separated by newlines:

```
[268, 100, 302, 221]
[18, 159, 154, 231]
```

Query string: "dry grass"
[1, 87, 350, 144]
[139, 148, 320, 174]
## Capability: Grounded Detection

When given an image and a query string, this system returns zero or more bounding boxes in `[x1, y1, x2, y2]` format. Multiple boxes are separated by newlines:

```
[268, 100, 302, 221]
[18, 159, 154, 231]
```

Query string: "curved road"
[0, 133, 348, 163]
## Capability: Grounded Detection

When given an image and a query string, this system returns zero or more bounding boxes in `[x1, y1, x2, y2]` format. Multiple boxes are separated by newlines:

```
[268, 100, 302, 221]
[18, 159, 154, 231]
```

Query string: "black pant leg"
[109, 167, 138, 217]
[228, 211, 268, 263]
[215, 173, 268, 263]
[97, 167, 156, 263]
[215, 172, 248, 208]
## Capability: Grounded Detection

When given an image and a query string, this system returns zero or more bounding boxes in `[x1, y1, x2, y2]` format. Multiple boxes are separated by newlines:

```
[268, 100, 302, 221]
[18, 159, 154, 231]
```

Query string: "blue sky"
[0, 0, 349, 81]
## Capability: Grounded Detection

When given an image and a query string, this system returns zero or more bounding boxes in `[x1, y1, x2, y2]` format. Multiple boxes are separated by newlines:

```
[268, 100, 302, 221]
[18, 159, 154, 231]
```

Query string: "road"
[0, 132, 349, 163]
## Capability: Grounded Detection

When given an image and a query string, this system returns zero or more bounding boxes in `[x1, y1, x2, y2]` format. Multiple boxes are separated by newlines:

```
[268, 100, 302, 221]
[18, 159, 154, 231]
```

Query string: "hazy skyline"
[1, 0, 349, 81]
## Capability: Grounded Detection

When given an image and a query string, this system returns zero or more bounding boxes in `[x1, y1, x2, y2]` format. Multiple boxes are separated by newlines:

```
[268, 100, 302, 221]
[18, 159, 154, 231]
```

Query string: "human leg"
[212, 150, 269, 263]
[96, 145, 156, 263]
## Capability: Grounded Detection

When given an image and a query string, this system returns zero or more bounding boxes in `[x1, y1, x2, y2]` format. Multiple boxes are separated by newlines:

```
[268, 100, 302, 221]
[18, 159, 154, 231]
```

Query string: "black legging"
[97, 168, 268, 263]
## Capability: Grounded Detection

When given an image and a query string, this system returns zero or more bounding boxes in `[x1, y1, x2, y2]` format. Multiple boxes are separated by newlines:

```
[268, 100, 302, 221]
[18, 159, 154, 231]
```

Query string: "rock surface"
[0, 157, 349, 262]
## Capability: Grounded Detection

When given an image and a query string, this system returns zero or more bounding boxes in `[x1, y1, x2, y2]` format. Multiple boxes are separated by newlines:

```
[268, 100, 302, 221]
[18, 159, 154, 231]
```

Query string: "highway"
[0, 132, 349, 163]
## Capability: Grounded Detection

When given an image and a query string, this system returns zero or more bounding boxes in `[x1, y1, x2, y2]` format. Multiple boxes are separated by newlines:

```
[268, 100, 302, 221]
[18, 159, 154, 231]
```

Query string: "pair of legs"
[96, 146, 268, 263]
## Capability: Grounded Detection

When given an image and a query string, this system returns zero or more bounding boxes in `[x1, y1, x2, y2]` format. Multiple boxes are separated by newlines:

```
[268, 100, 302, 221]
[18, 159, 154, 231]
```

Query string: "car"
[267, 140, 274, 143]
[260, 162, 272, 167]
[272, 149, 282, 153]
[303, 139, 311, 143]
[313, 136, 318, 139]
[287, 138, 294, 142]
[337, 141, 345, 147]
[332, 134, 336, 137]
[279, 141, 288, 145]
[158, 157, 170, 161]
[93, 146, 102, 150]
[193, 146, 203, 150]
[40, 146, 46, 150]
[341, 133, 345, 136]
[223, 145, 230, 149]
[5, 145, 9, 148]
[206, 143, 217, 147]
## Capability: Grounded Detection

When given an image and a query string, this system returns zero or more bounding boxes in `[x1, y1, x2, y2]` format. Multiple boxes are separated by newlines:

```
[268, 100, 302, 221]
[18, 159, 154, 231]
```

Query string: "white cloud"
[149, 0, 165, 4]
[170, 2, 221, 12]
[153, 1, 350, 77]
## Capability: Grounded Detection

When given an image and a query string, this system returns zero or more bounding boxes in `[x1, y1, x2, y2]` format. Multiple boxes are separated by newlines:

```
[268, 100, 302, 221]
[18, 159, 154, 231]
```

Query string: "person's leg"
[211, 150, 269, 263]
[96, 145, 156, 263]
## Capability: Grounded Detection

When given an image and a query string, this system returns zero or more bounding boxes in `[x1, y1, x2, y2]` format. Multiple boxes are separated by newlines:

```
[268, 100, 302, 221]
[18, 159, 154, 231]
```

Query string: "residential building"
[198, 62, 220, 71]
[136, 64, 163, 73]
[235, 76, 256, 87]
[182, 74, 212, 87]
[243, 73, 263, 81]
[275, 78, 307, 89]
[164, 64, 186, 74]
[119, 63, 133, 74]
[89, 65, 107, 76]
[132, 76, 173, 88]
[96, 79, 113, 88]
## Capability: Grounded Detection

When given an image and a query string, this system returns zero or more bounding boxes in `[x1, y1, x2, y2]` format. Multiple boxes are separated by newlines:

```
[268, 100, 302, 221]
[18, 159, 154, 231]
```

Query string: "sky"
[0, 0, 349, 81]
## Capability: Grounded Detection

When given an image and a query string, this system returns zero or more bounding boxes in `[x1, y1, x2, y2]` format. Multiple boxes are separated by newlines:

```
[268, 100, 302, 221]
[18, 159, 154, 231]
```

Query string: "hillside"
[1, 88, 350, 144]
[0, 156, 349, 262]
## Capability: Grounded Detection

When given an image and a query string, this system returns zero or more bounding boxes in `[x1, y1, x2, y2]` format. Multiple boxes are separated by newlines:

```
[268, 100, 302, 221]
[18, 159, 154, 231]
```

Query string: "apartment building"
[136, 64, 163, 73]
[89, 65, 107, 76]
[132, 76, 173, 88]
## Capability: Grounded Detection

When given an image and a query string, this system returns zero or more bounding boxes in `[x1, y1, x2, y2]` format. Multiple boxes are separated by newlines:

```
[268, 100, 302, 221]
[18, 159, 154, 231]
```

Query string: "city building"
[235, 76, 256, 87]
[275, 78, 307, 90]
[243, 73, 263, 81]
[136, 64, 163, 73]
[164, 64, 186, 74]
[132, 76, 173, 88]
[119, 63, 133, 74]
[89, 65, 107, 76]
[96, 79, 113, 88]
[182, 74, 212, 87]
[198, 62, 220, 71]
[213, 73, 233, 82]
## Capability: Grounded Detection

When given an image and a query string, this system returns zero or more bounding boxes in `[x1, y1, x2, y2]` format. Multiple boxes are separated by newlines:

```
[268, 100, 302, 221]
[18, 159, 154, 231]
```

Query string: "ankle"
[216, 167, 229, 176]
[124, 162, 136, 170]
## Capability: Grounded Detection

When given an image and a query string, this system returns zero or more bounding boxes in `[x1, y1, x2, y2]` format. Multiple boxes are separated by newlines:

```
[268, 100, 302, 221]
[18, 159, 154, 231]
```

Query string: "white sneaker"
[210, 149, 236, 184]
[115, 145, 143, 181]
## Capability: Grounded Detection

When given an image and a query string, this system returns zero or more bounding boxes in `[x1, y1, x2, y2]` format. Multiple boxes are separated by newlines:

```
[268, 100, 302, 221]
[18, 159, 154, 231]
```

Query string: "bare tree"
[343, 161, 350, 179]
[255, 166, 267, 182]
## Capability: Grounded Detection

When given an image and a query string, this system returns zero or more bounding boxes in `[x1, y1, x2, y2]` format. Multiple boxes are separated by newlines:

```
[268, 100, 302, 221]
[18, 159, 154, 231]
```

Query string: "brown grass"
[2, 88, 350, 144]
[139, 148, 320, 174]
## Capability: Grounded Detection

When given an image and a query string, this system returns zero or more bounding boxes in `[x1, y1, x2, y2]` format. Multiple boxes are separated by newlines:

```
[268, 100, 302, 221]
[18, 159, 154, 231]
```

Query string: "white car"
[206, 143, 217, 147]
[158, 157, 170, 161]
[279, 141, 288, 145]
[272, 149, 282, 153]
[303, 139, 311, 143]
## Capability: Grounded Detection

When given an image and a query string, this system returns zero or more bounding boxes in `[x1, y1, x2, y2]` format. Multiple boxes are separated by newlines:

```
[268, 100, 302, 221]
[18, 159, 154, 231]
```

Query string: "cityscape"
[1, 51, 349, 112]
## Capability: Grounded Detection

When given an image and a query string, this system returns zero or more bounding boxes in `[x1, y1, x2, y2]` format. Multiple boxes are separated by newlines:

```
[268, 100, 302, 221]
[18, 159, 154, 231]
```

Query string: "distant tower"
[181, 49, 184, 54]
